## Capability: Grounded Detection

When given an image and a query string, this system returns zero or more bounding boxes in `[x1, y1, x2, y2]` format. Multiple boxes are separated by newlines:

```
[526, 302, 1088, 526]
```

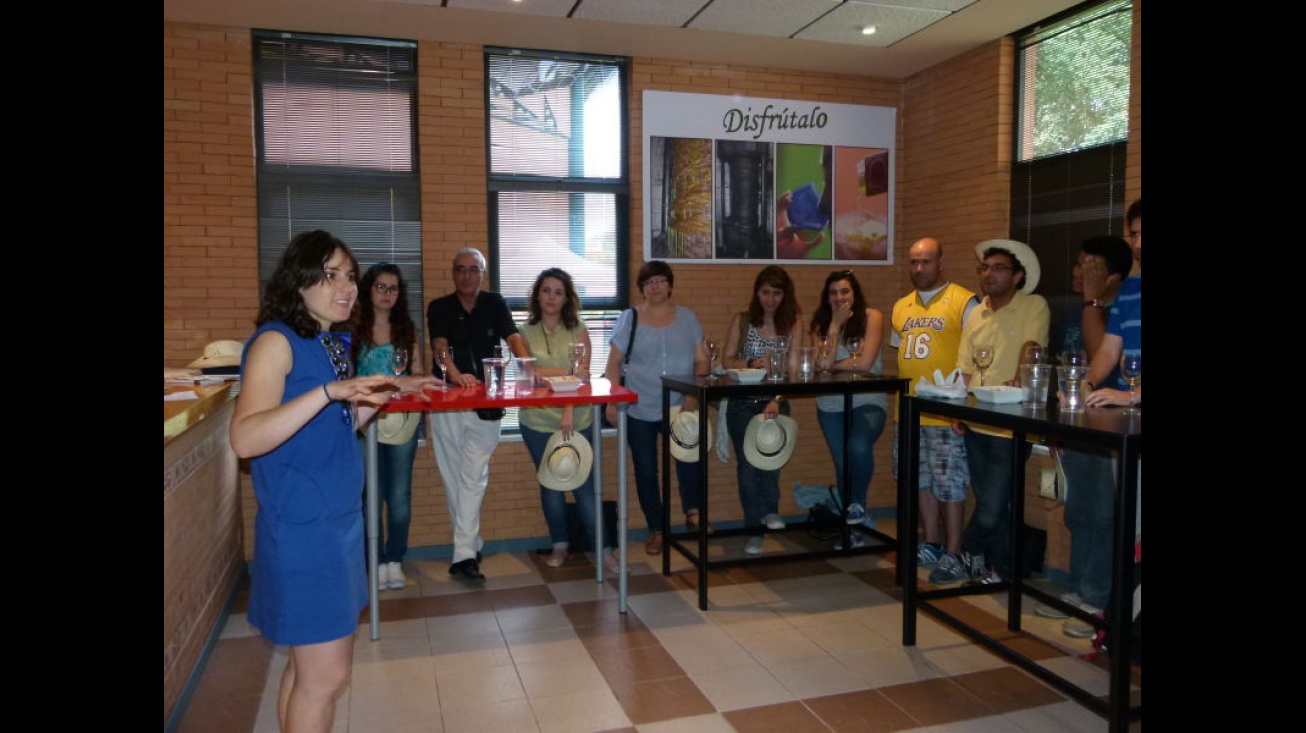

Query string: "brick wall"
[162, 10, 1141, 561]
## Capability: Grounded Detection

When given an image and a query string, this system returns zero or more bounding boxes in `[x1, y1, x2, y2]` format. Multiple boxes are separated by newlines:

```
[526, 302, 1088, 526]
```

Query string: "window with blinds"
[486, 48, 629, 431]
[252, 30, 424, 335]
[1010, 1, 1132, 314]
[1016, 0, 1132, 162]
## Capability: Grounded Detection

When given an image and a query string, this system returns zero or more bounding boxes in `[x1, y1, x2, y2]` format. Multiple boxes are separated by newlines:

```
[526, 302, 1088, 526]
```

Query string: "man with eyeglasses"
[953, 240, 1049, 586]
[427, 247, 529, 581]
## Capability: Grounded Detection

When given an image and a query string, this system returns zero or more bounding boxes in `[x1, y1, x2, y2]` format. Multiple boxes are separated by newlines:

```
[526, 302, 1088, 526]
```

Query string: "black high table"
[658, 372, 909, 610]
[900, 394, 1141, 732]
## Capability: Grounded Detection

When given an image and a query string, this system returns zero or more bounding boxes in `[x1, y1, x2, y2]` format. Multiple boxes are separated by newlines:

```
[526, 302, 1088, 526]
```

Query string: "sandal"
[685, 511, 714, 535]
[644, 531, 664, 555]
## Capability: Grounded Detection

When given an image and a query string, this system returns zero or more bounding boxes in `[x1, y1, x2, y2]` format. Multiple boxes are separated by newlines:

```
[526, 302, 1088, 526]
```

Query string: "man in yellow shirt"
[890, 238, 978, 584]
[955, 240, 1049, 584]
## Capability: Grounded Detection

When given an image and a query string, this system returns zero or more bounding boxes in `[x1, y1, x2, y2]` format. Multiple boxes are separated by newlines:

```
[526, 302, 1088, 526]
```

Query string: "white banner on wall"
[643, 90, 896, 266]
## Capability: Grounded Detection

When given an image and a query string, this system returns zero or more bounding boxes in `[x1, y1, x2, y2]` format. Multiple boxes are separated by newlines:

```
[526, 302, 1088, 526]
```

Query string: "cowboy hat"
[537, 430, 594, 492]
[974, 239, 1040, 294]
[668, 405, 715, 463]
[376, 411, 420, 445]
[188, 340, 244, 369]
[743, 414, 798, 471]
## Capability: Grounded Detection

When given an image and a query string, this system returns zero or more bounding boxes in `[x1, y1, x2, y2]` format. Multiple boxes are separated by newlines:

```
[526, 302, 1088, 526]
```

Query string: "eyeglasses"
[642, 277, 669, 287]
[977, 263, 1013, 274]
[453, 265, 484, 275]
[373, 283, 400, 295]
[319, 333, 353, 426]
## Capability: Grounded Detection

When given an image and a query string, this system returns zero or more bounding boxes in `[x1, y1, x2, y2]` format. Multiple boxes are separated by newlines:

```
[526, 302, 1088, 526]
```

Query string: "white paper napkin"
[915, 368, 968, 399]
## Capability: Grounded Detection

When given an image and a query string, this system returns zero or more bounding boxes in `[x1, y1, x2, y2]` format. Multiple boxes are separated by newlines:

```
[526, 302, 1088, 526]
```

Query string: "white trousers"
[429, 411, 502, 563]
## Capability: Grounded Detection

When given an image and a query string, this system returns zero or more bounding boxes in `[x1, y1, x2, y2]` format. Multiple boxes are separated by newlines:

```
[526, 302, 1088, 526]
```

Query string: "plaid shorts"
[904, 426, 968, 502]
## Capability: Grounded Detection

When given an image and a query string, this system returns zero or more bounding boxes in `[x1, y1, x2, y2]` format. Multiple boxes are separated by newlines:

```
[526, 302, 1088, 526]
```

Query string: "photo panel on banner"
[643, 91, 896, 266]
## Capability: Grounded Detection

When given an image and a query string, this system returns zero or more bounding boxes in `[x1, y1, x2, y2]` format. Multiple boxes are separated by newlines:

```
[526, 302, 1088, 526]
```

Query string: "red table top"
[380, 378, 639, 413]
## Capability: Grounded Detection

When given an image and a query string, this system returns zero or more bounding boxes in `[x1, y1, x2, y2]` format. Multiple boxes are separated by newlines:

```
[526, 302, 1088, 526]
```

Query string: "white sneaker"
[376, 562, 390, 590]
[387, 561, 407, 590]
[744, 536, 765, 555]
[762, 513, 786, 530]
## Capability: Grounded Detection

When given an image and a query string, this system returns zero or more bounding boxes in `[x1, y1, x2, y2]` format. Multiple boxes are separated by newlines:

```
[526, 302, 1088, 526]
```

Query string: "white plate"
[971, 385, 1023, 404]
[727, 368, 767, 384]
[545, 377, 583, 393]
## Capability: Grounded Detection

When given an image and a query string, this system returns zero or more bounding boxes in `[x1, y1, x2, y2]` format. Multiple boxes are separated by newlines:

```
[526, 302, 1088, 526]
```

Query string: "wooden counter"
[163, 382, 243, 727]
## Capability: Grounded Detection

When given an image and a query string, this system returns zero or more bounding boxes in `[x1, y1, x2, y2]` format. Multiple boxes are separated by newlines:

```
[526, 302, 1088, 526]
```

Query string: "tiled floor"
[173, 523, 1140, 732]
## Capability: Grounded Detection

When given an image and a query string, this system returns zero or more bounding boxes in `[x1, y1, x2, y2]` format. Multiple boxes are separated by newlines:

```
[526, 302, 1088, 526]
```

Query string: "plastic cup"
[1020, 363, 1053, 406]
[1056, 364, 1089, 412]
[797, 346, 816, 381]
[767, 347, 787, 381]
[483, 357, 507, 397]
[514, 356, 536, 395]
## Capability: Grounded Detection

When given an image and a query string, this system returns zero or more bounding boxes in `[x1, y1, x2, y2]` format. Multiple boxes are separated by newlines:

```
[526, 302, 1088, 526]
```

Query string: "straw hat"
[537, 431, 594, 492]
[188, 340, 244, 369]
[743, 414, 798, 471]
[376, 411, 420, 445]
[668, 406, 715, 463]
[974, 239, 1040, 294]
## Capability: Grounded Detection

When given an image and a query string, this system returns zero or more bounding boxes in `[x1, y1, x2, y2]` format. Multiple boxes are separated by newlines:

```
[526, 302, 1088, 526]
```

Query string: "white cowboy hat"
[974, 239, 1040, 294]
[743, 414, 798, 471]
[187, 340, 244, 369]
[537, 430, 594, 492]
[668, 405, 715, 463]
[376, 411, 420, 445]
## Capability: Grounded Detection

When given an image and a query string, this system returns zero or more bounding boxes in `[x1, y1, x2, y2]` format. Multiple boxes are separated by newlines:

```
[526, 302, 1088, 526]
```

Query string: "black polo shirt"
[427, 290, 519, 380]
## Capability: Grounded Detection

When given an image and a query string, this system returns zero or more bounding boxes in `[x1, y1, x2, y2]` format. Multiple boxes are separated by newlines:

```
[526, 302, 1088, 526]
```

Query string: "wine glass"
[388, 346, 409, 399]
[972, 344, 994, 387]
[568, 340, 588, 379]
[704, 339, 721, 381]
[1120, 353, 1141, 413]
[434, 346, 452, 390]
[845, 336, 863, 380]
[817, 336, 834, 375]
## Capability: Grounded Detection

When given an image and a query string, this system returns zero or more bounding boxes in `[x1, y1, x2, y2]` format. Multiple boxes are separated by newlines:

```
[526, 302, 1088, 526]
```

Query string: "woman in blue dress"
[230, 231, 433, 733]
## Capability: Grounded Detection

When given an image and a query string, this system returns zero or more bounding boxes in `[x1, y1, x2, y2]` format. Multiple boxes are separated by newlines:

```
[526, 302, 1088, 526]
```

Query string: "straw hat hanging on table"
[974, 239, 1041, 293]
[538, 430, 594, 492]
[743, 414, 799, 471]
[376, 411, 421, 445]
[668, 406, 715, 463]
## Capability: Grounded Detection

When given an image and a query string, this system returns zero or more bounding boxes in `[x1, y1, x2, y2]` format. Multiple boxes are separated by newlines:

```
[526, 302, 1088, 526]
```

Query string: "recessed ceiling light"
[862, 25, 877, 36]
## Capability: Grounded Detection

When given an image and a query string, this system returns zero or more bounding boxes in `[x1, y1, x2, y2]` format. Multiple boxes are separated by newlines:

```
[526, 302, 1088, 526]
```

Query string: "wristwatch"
[1083, 299, 1107, 309]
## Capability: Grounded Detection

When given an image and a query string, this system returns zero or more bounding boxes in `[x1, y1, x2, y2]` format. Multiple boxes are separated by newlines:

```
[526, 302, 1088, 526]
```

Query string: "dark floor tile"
[577, 625, 663, 653]
[173, 635, 272, 733]
[609, 676, 715, 725]
[589, 644, 684, 687]
[620, 570, 684, 596]
[875, 677, 994, 727]
[802, 689, 919, 733]
[728, 558, 842, 583]
[561, 598, 639, 629]
[376, 592, 494, 621]
[483, 584, 559, 610]
[724, 700, 831, 732]
[950, 667, 1066, 713]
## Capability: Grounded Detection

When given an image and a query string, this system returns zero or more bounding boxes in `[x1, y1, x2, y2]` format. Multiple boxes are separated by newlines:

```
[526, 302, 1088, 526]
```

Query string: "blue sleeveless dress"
[243, 321, 367, 646]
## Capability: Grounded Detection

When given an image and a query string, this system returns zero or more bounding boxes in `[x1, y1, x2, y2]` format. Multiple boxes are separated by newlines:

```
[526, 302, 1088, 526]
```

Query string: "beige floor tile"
[434, 664, 527, 710]
[516, 655, 610, 698]
[687, 660, 794, 712]
[528, 687, 631, 733]
[438, 697, 539, 733]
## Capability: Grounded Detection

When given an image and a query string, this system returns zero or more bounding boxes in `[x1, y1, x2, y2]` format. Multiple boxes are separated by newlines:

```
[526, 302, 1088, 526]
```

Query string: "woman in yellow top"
[518, 268, 618, 573]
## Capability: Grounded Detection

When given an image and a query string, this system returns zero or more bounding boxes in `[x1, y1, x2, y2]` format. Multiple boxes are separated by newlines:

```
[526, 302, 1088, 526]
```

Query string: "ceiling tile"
[688, 0, 841, 39]
[447, 0, 577, 19]
[573, 0, 710, 27]
[799, 2, 956, 46]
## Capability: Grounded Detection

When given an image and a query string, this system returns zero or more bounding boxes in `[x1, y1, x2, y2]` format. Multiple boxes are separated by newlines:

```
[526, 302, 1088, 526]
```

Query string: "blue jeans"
[364, 432, 419, 564]
[727, 398, 789, 537]
[626, 415, 702, 533]
[1059, 445, 1115, 608]
[961, 430, 1032, 579]
[815, 404, 887, 510]
[520, 424, 609, 551]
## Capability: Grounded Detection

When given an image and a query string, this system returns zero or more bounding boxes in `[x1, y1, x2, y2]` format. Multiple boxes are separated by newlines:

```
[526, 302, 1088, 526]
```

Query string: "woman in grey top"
[604, 261, 708, 556]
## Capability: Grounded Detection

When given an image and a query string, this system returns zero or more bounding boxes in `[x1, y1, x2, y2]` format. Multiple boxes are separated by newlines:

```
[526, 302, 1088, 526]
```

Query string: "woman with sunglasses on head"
[519, 268, 619, 573]
[349, 262, 427, 592]
[603, 260, 710, 556]
[230, 231, 435, 733]
[808, 269, 888, 549]
[721, 265, 804, 555]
